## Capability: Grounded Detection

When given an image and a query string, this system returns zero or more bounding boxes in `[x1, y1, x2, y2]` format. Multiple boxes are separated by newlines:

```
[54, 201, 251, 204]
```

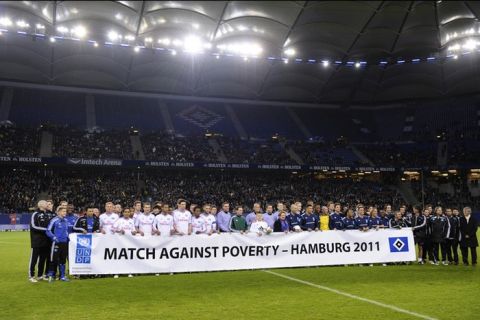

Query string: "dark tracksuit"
[368, 216, 383, 229]
[65, 214, 78, 234]
[429, 215, 450, 262]
[287, 213, 302, 231]
[46, 216, 70, 279]
[355, 216, 370, 230]
[229, 215, 248, 232]
[380, 216, 390, 228]
[389, 218, 408, 229]
[445, 216, 459, 263]
[44, 209, 56, 274]
[329, 212, 344, 230]
[342, 217, 357, 230]
[412, 215, 427, 245]
[449, 215, 460, 264]
[301, 214, 318, 230]
[73, 215, 100, 233]
[29, 209, 50, 278]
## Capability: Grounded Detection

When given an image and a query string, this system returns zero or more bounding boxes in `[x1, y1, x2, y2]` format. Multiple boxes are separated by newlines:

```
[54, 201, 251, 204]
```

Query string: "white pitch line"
[263, 269, 439, 320]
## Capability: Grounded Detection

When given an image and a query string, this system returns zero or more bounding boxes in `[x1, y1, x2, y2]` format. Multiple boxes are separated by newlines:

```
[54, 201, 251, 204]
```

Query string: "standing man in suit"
[459, 207, 478, 266]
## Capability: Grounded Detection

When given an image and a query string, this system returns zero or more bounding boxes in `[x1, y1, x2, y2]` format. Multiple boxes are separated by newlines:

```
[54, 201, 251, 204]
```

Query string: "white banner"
[69, 229, 416, 275]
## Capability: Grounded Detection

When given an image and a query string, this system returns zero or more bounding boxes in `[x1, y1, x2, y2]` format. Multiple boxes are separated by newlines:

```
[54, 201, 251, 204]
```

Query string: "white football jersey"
[202, 213, 217, 233]
[173, 209, 192, 234]
[154, 214, 174, 237]
[99, 213, 119, 234]
[132, 211, 142, 225]
[136, 213, 155, 235]
[191, 215, 206, 234]
[114, 217, 135, 233]
[250, 220, 269, 233]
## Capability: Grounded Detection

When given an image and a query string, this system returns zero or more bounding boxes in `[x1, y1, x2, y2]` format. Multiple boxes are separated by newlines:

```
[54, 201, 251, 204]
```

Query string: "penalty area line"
[262, 269, 438, 320]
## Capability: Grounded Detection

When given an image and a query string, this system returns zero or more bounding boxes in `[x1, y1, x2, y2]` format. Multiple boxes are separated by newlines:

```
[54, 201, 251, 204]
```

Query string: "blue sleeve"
[46, 218, 57, 242]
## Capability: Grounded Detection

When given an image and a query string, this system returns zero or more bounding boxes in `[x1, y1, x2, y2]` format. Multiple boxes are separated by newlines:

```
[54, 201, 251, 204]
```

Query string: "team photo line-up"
[29, 198, 479, 282]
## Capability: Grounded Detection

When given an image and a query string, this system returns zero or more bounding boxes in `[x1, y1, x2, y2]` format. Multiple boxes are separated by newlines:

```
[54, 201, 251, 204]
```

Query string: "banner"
[69, 229, 415, 275]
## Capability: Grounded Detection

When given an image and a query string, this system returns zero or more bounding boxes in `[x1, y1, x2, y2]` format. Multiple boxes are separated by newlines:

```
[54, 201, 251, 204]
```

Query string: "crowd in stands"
[51, 127, 133, 159]
[141, 132, 218, 162]
[0, 168, 42, 212]
[287, 140, 361, 166]
[0, 126, 40, 157]
[411, 178, 480, 211]
[3, 126, 480, 169]
[0, 168, 404, 213]
[217, 137, 296, 165]
[355, 142, 437, 168]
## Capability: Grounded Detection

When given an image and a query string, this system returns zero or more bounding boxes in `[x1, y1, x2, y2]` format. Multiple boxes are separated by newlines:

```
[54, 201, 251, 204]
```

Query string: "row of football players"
[74, 200, 416, 237]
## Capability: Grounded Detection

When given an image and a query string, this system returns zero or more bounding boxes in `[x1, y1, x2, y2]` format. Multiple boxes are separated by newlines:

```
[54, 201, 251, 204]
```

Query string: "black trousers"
[49, 242, 68, 274]
[452, 240, 459, 263]
[444, 239, 455, 262]
[461, 246, 478, 265]
[432, 241, 447, 262]
[29, 246, 50, 278]
[422, 238, 434, 261]
[440, 241, 448, 262]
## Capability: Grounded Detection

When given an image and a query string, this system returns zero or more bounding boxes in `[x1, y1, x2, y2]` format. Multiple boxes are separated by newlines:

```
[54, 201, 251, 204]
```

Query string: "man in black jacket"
[445, 208, 459, 264]
[412, 206, 427, 264]
[459, 207, 478, 266]
[73, 208, 100, 233]
[29, 200, 50, 283]
[451, 208, 461, 265]
[429, 206, 450, 265]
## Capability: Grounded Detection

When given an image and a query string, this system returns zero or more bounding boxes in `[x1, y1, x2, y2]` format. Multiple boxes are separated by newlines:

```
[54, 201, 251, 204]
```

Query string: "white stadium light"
[355, 62, 361, 68]
[284, 48, 296, 56]
[171, 49, 177, 55]
[49, 36, 55, 43]
[145, 37, 153, 43]
[16, 20, 29, 28]
[72, 25, 87, 38]
[124, 35, 135, 41]
[93, 42, 98, 47]
[35, 23, 45, 30]
[0, 17, 12, 26]
[183, 35, 203, 53]
[322, 60, 329, 67]
[57, 26, 69, 34]
[108, 30, 120, 41]
[134, 46, 140, 52]
[115, 13, 123, 20]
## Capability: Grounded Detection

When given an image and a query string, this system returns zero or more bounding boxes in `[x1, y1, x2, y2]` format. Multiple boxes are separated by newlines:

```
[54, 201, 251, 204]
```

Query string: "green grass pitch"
[0, 232, 479, 320]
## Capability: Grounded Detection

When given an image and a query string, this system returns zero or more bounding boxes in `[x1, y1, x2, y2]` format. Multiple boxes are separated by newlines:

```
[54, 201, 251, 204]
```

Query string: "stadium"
[0, 1, 479, 319]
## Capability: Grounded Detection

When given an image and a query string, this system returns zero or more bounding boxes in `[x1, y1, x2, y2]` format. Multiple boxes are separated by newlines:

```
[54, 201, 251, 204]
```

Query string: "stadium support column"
[225, 104, 248, 139]
[0, 87, 13, 121]
[85, 94, 96, 130]
[159, 100, 174, 133]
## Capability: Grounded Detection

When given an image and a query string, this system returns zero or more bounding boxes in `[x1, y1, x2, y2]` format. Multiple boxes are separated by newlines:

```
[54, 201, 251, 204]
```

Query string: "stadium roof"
[0, 1, 480, 105]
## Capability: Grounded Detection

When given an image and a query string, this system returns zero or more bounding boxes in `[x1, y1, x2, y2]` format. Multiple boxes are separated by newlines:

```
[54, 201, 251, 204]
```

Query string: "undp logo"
[76, 234, 92, 264]
[388, 237, 409, 253]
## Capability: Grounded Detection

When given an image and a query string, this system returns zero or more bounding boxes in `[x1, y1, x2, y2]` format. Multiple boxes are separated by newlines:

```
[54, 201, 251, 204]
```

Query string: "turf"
[0, 232, 479, 320]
